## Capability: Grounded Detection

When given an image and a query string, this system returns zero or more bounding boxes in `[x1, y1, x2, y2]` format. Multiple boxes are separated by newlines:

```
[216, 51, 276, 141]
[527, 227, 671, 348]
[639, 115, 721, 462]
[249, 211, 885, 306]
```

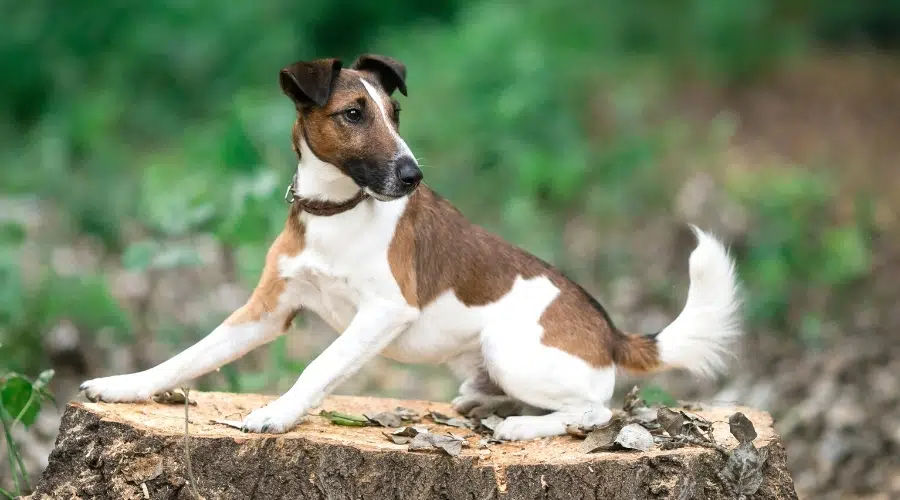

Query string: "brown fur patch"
[291, 69, 402, 185]
[387, 186, 631, 367]
[387, 204, 418, 308]
[224, 210, 305, 326]
[613, 333, 662, 373]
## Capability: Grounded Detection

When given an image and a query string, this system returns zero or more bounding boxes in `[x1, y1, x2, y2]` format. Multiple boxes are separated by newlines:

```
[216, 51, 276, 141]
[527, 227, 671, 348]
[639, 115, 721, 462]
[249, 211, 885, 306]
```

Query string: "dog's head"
[280, 54, 422, 200]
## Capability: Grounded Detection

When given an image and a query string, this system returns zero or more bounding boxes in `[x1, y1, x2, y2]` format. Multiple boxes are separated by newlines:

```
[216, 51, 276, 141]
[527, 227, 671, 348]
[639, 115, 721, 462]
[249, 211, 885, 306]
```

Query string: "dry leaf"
[729, 412, 758, 444]
[615, 423, 654, 452]
[582, 419, 625, 453]
[657, 407, 685, 437]
[384, 426, 423, 444]
[393, 407, 420, 421]
[431, 435, 464, 456]
[153, 390, 196, 405]
[427, 411, 474, 429]
[721, 442, 768, 497]
[408, 432, 435, 450]
[680, 410, 711, 428]
[621, 386, 658, 428]
[408, 431, 465, 456]
[720, 412, 768, 497]
[478, 415, 504, 432]
[622, 386, 644, 414]
[365, 412, 403, 428]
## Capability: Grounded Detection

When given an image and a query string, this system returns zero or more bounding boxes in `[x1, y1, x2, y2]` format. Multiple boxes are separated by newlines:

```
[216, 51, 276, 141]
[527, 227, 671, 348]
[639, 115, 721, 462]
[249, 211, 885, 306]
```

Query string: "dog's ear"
[279, 58, 343, 108]
[351, 54, 407, 97]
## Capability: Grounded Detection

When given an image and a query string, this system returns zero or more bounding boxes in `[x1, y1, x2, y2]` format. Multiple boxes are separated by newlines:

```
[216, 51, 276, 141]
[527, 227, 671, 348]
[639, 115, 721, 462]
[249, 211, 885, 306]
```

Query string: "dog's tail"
[614, 225, 742, 377]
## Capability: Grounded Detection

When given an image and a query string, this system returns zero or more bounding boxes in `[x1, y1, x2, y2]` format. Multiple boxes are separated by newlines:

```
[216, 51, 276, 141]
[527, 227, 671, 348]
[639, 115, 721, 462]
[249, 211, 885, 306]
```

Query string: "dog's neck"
[294, 138, 361, 203]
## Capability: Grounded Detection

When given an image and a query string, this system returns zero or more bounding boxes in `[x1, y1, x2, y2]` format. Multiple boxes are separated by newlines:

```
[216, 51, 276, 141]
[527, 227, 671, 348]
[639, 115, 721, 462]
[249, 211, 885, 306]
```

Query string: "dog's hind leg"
[481, 317, 616, 440]
[447, 352, 534, 418]
[478, 277, 615, 441]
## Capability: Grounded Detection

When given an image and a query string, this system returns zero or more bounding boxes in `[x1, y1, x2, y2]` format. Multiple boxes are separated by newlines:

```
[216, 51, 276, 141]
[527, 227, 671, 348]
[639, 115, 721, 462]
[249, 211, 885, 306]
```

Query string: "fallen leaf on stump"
[622, 386, 644, 413]
[719, 412, 769, 498]
[408, 431, 466, 456]
[581, 418, 625, 453]
[615, 423, 654, 452]
[657, 407, 685, 437]
[384, 426, 427, 445]
[153, 391, 196, 406]
[319, 410, 370, 427]
[477, 414, 504, 433]
[393, 407, 420, 421]
[729, 412, 758, 444]
[365, 412, 403, 428]
[427, 411, 474, 429]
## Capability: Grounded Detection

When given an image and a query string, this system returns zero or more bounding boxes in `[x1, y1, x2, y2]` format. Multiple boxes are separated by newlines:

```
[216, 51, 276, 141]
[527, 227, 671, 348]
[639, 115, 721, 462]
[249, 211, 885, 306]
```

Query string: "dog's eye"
[392, 107, 401, 123]
[343, 108, 363, 123]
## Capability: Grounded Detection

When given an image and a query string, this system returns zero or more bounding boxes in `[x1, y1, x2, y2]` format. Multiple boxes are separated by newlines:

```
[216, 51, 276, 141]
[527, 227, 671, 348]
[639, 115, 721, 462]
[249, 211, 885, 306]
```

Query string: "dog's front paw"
[80, 375, 160, 403]
[240, 400, 306, 434]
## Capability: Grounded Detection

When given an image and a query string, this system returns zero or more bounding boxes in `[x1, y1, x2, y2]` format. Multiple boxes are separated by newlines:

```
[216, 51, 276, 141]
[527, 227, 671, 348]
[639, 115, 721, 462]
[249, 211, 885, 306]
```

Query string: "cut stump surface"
[29, 392, 798, 499]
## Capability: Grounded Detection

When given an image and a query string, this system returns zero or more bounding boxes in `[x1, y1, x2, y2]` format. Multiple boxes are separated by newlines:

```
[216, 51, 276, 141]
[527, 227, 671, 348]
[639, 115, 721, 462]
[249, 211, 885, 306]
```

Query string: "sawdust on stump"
[28, 392, 798, 499]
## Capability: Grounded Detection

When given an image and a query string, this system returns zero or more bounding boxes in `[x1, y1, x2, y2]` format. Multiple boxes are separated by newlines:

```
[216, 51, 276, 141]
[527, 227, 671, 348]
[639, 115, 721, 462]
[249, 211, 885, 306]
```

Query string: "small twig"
[2, 431, 21, 495]
[0, 485, 14, 499]
[680, 434, 729, 456]
[658, 434, 729, 456]
[182, 387, 204, 500]
[0, 410, 28, 493]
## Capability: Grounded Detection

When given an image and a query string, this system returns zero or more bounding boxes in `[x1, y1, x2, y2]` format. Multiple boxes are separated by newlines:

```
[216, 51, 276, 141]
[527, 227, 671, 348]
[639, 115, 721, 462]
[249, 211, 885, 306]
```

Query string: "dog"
[80, 54, 742, 441]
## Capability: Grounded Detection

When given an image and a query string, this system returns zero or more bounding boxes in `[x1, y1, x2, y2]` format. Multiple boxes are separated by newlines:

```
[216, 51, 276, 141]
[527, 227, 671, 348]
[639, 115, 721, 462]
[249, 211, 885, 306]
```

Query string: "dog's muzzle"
[394, 157, 423, 189]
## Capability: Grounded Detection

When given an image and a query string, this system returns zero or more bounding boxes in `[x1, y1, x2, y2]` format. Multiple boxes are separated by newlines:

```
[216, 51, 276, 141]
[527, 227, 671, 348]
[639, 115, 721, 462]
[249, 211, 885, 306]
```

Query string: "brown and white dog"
[80, 54, 742, 441]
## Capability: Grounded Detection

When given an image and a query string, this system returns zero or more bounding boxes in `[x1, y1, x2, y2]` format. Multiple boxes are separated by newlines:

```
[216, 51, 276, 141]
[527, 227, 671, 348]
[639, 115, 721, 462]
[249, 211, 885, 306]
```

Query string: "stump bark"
[28, 392, 798, 499]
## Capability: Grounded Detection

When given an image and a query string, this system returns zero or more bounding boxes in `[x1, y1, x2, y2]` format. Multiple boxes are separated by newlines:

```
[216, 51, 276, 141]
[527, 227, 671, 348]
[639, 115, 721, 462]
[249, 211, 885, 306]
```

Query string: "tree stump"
[27, 392, 798, 499]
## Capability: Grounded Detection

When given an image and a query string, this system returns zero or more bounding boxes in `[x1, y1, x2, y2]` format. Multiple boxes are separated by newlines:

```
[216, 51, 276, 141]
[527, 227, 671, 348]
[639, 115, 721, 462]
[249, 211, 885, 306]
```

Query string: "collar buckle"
[284, 173, 298, 204]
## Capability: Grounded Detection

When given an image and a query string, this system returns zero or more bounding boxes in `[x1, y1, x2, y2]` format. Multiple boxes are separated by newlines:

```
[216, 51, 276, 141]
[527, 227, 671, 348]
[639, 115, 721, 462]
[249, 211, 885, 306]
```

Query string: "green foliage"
[0, 369, 55, 497]
[639, 384, 678, 407]
[122, 241, 203, 272]
[0, 370, 54, 428]
[729, 167, 874, 343]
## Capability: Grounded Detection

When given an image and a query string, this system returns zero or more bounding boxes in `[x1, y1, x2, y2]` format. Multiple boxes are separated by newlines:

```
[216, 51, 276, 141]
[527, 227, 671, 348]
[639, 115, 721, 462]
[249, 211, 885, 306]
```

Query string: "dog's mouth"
[364, 184, 420, 202]
[344, 159, 422, 202]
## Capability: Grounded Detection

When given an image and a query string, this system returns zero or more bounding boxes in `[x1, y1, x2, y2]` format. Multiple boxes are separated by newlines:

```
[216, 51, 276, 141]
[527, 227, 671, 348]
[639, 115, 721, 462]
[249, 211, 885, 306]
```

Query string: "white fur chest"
[278, 198, 409, 333]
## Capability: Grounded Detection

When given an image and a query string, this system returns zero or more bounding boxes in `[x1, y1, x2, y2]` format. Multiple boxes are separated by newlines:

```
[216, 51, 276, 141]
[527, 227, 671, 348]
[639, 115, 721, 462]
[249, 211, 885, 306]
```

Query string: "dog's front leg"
[240, 298, 418, 433]
[79, 299, 295, 403]
[81, 233, 300, 403]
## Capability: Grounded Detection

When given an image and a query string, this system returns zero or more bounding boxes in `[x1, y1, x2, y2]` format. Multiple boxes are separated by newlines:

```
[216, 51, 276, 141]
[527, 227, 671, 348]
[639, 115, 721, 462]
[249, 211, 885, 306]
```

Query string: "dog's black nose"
[396, 158, 423, 186]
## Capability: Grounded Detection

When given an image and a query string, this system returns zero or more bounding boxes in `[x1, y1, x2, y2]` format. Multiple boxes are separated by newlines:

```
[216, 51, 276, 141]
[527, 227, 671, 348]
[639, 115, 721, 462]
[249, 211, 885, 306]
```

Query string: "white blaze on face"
[360, 78, 414, 160]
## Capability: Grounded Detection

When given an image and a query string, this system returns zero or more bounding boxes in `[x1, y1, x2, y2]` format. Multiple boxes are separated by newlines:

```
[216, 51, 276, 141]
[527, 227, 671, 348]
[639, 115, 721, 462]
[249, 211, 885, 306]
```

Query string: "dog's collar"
[284, 173, 369, 216]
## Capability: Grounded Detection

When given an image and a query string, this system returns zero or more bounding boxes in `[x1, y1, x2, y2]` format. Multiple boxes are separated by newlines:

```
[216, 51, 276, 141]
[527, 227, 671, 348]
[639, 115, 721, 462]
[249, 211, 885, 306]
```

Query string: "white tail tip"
[656, 225, 743, 378]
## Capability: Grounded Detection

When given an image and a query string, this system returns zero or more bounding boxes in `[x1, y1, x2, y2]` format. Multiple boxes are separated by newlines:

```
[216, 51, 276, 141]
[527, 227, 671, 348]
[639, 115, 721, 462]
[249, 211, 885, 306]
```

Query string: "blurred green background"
[2, 1, 899, 498]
